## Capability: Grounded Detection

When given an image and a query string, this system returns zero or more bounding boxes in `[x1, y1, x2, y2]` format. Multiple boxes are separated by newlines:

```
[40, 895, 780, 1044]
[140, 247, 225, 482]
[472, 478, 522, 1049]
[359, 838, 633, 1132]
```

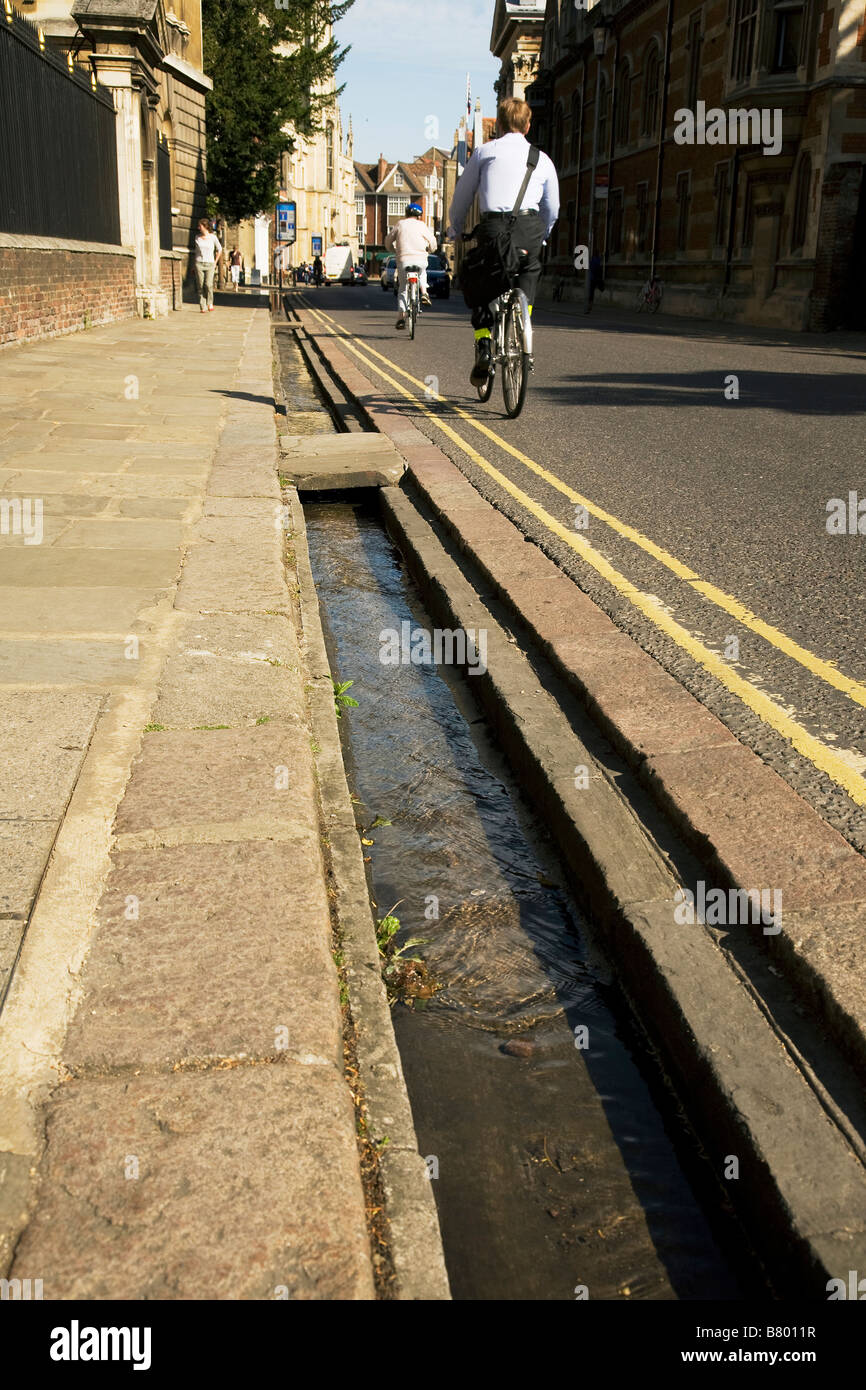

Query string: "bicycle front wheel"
[501, 297, 529, 419]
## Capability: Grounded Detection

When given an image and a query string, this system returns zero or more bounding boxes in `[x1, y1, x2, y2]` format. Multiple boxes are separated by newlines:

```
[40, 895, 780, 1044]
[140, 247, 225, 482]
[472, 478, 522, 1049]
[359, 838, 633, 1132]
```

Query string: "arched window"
[553, 103, 564, 168]
[615, 61, 631, 147]
[641, 44, 661, 138]
[597, 74, 610, 158]
[326, 121, 335, 190]
[791, 152, 811, 251]
[570, 88, 581, 166]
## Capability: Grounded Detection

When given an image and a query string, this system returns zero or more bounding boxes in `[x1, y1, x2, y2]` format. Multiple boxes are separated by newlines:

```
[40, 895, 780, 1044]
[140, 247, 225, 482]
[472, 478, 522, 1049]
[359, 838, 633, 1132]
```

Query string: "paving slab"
[10, 1066, 374, 1300]
[0, 691, 103, 819]
[0, 588, 164, 634]
[62, 841, 340, 1072]
[113, 726, 316, 835]
[0, 638, 141, 687]
[54, 519, 186, 549]
[0, 821, 58, 922]
[0, 548, 181, 588]
[151, 612, 302, 729]
[279, 431, 407, 491]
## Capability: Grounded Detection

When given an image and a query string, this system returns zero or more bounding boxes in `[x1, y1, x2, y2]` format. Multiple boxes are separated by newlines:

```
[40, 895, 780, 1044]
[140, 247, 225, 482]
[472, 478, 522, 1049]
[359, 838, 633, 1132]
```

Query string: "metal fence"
[157, 137, 173, 251]
[0, 10, 120, 243]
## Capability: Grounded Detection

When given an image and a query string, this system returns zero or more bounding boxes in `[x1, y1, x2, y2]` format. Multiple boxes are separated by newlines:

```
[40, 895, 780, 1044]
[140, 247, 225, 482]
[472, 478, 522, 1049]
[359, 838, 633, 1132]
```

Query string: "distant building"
[491, 0, 546, 101]
[524, 0, 866, 330]
[354, 151, 445, 261]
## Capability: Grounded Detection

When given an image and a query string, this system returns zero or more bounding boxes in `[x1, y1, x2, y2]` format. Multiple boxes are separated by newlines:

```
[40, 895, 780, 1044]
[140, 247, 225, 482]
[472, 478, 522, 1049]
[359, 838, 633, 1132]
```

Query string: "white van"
[324, 244, 354, 285]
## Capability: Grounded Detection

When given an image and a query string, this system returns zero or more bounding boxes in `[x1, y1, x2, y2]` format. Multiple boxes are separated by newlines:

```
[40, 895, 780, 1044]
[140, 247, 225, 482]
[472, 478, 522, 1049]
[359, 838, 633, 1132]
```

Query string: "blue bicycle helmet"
[406, 203, 423, 217]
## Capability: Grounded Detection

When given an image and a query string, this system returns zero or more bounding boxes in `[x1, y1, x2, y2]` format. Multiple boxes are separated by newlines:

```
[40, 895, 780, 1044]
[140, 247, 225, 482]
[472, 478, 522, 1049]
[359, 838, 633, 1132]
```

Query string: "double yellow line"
[301, 299, 866, 809]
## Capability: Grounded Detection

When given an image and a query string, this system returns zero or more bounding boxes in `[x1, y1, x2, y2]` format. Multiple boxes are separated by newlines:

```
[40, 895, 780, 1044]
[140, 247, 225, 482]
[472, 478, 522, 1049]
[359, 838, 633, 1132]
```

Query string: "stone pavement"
[0, 304, 375, 1297]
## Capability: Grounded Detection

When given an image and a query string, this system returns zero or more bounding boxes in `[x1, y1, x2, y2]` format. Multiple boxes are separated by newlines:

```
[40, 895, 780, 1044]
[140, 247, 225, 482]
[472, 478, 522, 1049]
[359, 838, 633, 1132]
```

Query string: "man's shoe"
[396, 316, 406, 330]
[469, 339, 492, 387]
[421, 292, 432, 306]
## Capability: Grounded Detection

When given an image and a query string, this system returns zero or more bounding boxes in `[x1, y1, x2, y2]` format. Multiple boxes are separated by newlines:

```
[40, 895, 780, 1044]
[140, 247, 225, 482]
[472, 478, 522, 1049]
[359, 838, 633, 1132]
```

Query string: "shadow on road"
[532, 370, 866, 415]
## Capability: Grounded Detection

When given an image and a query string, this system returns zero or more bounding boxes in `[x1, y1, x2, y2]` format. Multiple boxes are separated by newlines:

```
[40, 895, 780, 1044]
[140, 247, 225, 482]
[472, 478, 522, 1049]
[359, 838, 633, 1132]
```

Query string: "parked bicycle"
[473, 247, 533, 419]
[637, 276, 663, 313]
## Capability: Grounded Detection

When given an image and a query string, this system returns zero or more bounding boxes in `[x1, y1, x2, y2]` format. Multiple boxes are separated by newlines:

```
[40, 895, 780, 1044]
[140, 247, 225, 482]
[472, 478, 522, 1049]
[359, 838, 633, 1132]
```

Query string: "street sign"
[311, 235, 323, 256]
[275, 201, 296, 244]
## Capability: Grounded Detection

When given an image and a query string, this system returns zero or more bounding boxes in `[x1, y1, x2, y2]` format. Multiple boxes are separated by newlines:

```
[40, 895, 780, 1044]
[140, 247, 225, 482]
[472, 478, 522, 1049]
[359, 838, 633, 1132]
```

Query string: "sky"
[335, 0, 501, 167]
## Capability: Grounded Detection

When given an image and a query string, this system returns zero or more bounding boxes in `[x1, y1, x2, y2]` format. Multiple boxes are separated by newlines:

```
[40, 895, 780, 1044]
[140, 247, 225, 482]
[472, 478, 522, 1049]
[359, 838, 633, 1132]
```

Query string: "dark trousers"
[470, 212, 545, 331]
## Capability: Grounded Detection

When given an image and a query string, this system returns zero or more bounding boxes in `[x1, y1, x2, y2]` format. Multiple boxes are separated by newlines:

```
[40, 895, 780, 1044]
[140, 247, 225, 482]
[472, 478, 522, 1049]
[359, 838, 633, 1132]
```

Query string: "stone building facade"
[18, 0, 210, 317]
[524, 0, 866, 330]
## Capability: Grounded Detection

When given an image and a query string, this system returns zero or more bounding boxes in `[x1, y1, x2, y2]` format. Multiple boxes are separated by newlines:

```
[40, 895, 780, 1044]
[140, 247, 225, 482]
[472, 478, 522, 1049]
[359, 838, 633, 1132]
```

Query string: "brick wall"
[0, 242, 136, 347]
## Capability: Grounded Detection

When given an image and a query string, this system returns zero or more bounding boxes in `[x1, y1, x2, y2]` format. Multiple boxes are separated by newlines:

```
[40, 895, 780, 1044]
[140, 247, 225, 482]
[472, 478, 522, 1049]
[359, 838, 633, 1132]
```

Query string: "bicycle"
[637, 276, 662, 313]
[403, 263, 423, 340]
[474, 248, 533, 419]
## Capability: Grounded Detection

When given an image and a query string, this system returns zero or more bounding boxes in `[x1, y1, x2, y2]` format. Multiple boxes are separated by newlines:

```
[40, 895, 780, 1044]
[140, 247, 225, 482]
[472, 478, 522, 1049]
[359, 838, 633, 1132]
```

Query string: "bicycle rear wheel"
[501, 297, 529, 418]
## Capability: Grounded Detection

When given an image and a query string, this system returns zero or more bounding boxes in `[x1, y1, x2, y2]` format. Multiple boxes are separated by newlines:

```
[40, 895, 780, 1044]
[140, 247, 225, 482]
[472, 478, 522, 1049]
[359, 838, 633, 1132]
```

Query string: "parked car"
[350, 263, 367, 285]
[427, 252, 451, 299]
[380, 256, 398, 292]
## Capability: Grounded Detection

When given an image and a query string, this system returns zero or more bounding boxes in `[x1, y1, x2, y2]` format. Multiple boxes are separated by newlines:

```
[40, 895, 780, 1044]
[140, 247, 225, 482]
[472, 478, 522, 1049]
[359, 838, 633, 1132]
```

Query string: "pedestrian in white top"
[386, 203, 436, 330]
[448, 97, 560, 384]
[194, 219, 222, 313]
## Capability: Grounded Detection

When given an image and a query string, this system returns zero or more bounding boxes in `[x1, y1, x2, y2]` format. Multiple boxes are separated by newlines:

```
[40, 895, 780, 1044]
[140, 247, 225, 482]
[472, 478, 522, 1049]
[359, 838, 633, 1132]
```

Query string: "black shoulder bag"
[460, 146, 541, 311]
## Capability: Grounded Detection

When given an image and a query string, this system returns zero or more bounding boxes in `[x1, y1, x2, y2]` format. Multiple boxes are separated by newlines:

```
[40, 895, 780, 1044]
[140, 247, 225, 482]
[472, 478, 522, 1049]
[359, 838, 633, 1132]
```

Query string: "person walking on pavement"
[229, 248, 244, 290]
[386, 203, 436, 330]
[312, 255, 324, 287]
[194, 218, 222, 313]
[447, 97, 559, 385]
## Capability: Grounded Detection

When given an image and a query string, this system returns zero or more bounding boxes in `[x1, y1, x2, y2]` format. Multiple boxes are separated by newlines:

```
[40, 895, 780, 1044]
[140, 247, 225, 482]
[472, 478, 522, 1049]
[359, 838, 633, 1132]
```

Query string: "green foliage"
[332, 677, 358, 718]
[202, 0, 355, 224]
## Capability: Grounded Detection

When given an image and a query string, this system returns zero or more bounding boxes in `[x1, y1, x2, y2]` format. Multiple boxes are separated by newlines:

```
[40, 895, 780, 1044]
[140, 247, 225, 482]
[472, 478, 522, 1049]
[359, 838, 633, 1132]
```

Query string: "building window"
[553, 103, 564, 168]
[636, 180, 649, 253]
[642, 44, 661, 138]
[791, 152, 811, 251]
[676, 171, 691, 252]
[686, 11, 703, 108]
[609, 188, 624, 253]
[597, 74, 610, 158]
[714, 161, 731, 247]
[771, 1, 805, 72]
[355, 196, 365, 217]
[731, 0, 758, 83]
[741, 177, 756, 249]
[570, 89, 582, 166]
[326, 122, 334, 190]
[387, 196, 408, 217]
[615, 62, 631, 147]
[394, 170, 403, 187]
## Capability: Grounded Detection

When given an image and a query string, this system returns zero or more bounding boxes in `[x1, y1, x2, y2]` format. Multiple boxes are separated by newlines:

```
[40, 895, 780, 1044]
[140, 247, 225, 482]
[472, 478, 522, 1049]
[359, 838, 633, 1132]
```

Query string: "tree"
[202, 0, 354, 224]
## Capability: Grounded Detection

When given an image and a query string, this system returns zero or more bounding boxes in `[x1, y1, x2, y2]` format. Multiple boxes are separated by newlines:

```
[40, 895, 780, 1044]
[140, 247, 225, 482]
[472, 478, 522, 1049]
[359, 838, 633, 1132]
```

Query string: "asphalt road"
[294, 280, 866, 853]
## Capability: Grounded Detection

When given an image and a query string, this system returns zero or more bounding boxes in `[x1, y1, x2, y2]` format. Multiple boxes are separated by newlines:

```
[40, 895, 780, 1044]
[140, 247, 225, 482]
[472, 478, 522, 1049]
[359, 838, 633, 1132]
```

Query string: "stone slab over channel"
[279, 431, 407, 491]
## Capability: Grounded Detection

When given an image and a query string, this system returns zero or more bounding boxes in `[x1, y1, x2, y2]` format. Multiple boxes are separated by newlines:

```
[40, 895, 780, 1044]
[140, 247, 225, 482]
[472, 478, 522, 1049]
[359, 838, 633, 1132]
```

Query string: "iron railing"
[0, 8, 120, 243]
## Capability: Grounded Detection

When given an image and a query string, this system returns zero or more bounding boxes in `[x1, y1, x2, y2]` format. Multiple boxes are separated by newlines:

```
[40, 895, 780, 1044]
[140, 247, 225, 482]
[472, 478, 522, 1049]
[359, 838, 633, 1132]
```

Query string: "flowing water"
[306, 495, 750, 1302]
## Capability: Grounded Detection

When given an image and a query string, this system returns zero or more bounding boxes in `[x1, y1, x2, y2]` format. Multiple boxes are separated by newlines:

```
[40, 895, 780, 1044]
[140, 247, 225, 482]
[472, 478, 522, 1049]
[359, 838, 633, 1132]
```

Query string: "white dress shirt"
[386, 218, 437, 261]
[447, 132, 560, 239]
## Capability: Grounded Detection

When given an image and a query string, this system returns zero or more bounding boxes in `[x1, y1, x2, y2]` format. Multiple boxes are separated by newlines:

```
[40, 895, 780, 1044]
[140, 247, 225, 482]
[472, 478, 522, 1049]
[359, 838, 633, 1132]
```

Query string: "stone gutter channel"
[282, 298, 866, 1297]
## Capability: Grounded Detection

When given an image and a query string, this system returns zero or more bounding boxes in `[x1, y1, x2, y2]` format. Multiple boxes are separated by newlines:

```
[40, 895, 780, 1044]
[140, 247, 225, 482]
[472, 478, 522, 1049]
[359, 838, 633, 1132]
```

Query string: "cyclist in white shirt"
[386, 204, 437, 330]
[448, 97, 559, 384]
[194, 219, 222, 313]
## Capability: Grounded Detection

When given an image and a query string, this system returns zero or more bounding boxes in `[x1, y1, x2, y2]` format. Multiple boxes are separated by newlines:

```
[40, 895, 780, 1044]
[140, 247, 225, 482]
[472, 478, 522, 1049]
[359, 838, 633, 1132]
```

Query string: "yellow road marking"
[299, 299, 866, 808]
[304, 298, 866, 712]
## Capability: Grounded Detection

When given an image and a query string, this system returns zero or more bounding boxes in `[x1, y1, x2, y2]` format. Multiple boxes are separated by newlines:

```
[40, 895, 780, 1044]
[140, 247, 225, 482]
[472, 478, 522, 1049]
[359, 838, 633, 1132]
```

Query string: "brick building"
[522, 0, 866, 330]
[355, 149, 447, 260]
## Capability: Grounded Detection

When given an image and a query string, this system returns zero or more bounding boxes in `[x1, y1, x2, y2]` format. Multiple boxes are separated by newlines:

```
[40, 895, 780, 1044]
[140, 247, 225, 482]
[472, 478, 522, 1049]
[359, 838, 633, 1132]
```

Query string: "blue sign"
[276, 201, 296, 244]
[311, 235, 323, 256]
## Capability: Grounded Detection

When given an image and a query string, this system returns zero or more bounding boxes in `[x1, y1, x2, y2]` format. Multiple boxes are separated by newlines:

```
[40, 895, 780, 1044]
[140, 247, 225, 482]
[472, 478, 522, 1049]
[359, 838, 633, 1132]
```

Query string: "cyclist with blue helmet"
[386, 202, 437, 330]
